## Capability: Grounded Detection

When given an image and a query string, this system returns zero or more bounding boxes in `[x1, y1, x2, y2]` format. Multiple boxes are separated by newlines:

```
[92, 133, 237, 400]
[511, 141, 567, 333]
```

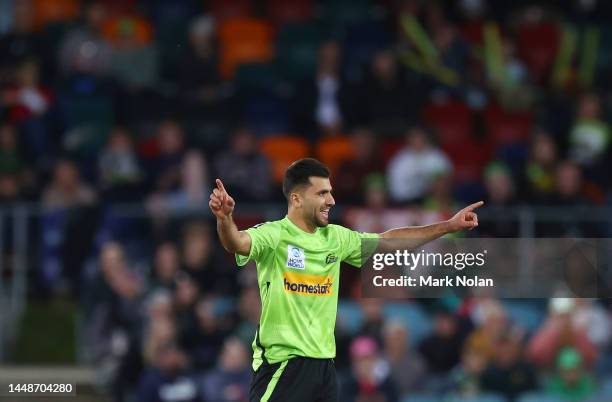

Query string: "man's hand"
[446, 201, 484, 232]
[209, 179, 235, 220]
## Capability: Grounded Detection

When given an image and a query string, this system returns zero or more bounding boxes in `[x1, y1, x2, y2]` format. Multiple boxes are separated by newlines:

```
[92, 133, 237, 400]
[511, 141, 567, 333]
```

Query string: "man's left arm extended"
[379, 201, 484, 250]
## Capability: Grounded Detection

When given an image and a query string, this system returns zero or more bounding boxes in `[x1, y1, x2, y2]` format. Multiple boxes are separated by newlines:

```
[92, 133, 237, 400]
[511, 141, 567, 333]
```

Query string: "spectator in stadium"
[382, 321, 428, 395]
[58, 1, 112, 76]
[483, 162, 516, 207]
[539, 161, 598, 236]
[107, 15, 159, 90]
[98, 127, 143, 202]
[177, 15, 220, 106]
[201, 337, 252, 402]
[214, 127, 272, 202]
[143, 316, 177, 367]
[545, 347, 596, 401]
[419, 308, 464, 375]
[423, 171, 457, 220]
[180, 221, 236, 295]
[446, 344, 488, 397]
[341, 336, 399, 402]
[548, 161, 589, 207]
[0, 122, 37, 201]
[522, 130, 558, 203]
[147, 290, 174, 324]
[343, 174, 415, 233]
[42, 159, 97, 209]
[233, 286, 262, 347]
[147, 151, 209, 216]
[145, 120, 186, 191]
[478, 161, 519, 236]
[464, 300, 515, 367]
[294, 41, 348, 137]
[356, 49, 414, 136]
[0, 173, 19, 203]
[426, 5, 471, 89]
[0, 0, 40, 74]
[480, 334, 537, 400]
[138, 342, 202, 402]
[387, 126, 452, 204]
[2, 59, 51, 121]
[334, 127, 384, 204]
[0, 123, 22, 176]
[358, 299, 386, 346]
[569, 93, 610, 171]
[1, 59, 52, 159]
[572, 299, 612, 350]
[85, 242, 144, 391]
[528, 298, 597, 369]
[151, 242, 180, 291]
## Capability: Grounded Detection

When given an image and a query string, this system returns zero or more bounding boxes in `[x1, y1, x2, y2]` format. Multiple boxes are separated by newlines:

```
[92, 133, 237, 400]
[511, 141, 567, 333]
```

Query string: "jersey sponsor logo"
[283, 272, 333, 296]
[286, 245, 306, 269]
[325, 254, 338, 264]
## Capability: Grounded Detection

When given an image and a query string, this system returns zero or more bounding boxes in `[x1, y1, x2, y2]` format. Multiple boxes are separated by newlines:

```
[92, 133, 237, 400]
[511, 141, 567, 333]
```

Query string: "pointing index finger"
[464, 200, 484, 212]
[216, 179, 226, 194]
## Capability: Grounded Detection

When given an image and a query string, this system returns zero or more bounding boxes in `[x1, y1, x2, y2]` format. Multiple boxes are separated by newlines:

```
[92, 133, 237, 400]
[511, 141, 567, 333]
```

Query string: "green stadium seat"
[319, 0, 374, 30]
[235, 62, 286, 95]
[276, 23, 325, 81]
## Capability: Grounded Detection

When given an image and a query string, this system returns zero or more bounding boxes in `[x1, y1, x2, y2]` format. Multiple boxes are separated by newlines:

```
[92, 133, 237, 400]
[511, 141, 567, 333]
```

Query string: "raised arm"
[379, 201, 484, 249]
[209, 179, 251, 256]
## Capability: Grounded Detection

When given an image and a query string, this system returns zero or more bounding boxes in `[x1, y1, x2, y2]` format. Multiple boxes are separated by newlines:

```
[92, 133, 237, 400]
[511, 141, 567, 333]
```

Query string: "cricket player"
[209, 158, 482, 402]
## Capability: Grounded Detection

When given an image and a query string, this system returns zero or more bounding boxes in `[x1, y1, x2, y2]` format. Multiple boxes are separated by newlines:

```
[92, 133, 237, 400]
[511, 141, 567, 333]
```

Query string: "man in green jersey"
[209, 158, 482, 402]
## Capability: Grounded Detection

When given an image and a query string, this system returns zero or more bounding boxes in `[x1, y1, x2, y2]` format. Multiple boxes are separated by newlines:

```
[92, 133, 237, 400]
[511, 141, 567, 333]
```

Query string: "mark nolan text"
[373, 275, 494, 287]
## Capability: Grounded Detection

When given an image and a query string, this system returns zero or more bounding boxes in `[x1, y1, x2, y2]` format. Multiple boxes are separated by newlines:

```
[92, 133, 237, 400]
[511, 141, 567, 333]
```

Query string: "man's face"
[296, 177, 335, 227]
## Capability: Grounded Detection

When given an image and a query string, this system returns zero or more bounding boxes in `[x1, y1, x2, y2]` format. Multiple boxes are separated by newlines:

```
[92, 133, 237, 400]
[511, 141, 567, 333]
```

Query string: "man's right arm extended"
[209, 179, 251, 256]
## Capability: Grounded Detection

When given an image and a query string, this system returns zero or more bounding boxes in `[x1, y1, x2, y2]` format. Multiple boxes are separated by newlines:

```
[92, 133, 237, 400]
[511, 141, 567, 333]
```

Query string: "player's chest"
[275, 239, 342, 275]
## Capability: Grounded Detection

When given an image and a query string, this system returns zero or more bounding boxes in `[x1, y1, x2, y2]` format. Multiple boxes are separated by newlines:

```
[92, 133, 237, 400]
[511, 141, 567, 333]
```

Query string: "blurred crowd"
[1, 0, 612, 401]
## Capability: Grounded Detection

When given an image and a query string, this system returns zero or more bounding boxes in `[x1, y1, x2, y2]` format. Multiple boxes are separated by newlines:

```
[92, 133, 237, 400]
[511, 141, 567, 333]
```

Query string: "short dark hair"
[282, 158, 330, 200]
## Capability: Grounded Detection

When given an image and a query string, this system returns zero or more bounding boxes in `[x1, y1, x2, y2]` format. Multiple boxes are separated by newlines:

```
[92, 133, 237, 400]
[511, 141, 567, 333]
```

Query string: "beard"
[312, 209, 330, 227]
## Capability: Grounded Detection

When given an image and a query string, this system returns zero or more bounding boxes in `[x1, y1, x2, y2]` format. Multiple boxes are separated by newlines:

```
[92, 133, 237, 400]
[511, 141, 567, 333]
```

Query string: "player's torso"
[256, 222, 342, 360]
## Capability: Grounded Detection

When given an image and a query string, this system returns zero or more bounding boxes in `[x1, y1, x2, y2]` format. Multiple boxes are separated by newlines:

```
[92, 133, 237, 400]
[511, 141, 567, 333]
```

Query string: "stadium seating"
[423, 100, 473, 145]
[383, 303, 432, 347]
[243, 95, 290, 136]
[210, 0, 252, 22]
[33, 0, 79, 28]
[517, 21, 560, 83]
[517, 392, 566, 402]
[218, 18, 274, 79]
[315, 136, 355, 177]
[260, 135, 310, 183]
[342, 21, 391, 81]
[101, 15, 154, 46]
[234, 62, 285, 95]
[501, 300, 546, 334]
[337, 300, 364, 335]
[267, 0, 313, 26]
[483, 103, 532, 147]
[319, 0, 374, 30]
[276, 22, 325, 81]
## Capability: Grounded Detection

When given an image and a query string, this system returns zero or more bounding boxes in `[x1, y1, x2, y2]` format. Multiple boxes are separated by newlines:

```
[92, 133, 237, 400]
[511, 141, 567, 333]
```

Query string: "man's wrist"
[442, 219, 456, 234]
[217, 213, 233, 224]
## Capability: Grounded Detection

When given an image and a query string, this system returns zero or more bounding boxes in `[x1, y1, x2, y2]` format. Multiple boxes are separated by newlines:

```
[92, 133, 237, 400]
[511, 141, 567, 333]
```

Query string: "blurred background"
[0, 0, 612, 401]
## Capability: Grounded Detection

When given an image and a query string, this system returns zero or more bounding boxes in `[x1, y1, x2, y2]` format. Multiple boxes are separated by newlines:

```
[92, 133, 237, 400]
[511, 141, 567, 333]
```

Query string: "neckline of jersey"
[284, 215, 319, 236]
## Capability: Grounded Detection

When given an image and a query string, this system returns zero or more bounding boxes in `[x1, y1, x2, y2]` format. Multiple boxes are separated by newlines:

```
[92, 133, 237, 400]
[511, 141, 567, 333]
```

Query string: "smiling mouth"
[321, 209, 330, 218]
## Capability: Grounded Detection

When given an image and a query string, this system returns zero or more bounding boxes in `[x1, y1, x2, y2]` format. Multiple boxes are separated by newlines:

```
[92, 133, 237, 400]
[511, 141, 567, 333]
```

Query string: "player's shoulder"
[250, 219, 284, 232]
[325, 223, 352, 235]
